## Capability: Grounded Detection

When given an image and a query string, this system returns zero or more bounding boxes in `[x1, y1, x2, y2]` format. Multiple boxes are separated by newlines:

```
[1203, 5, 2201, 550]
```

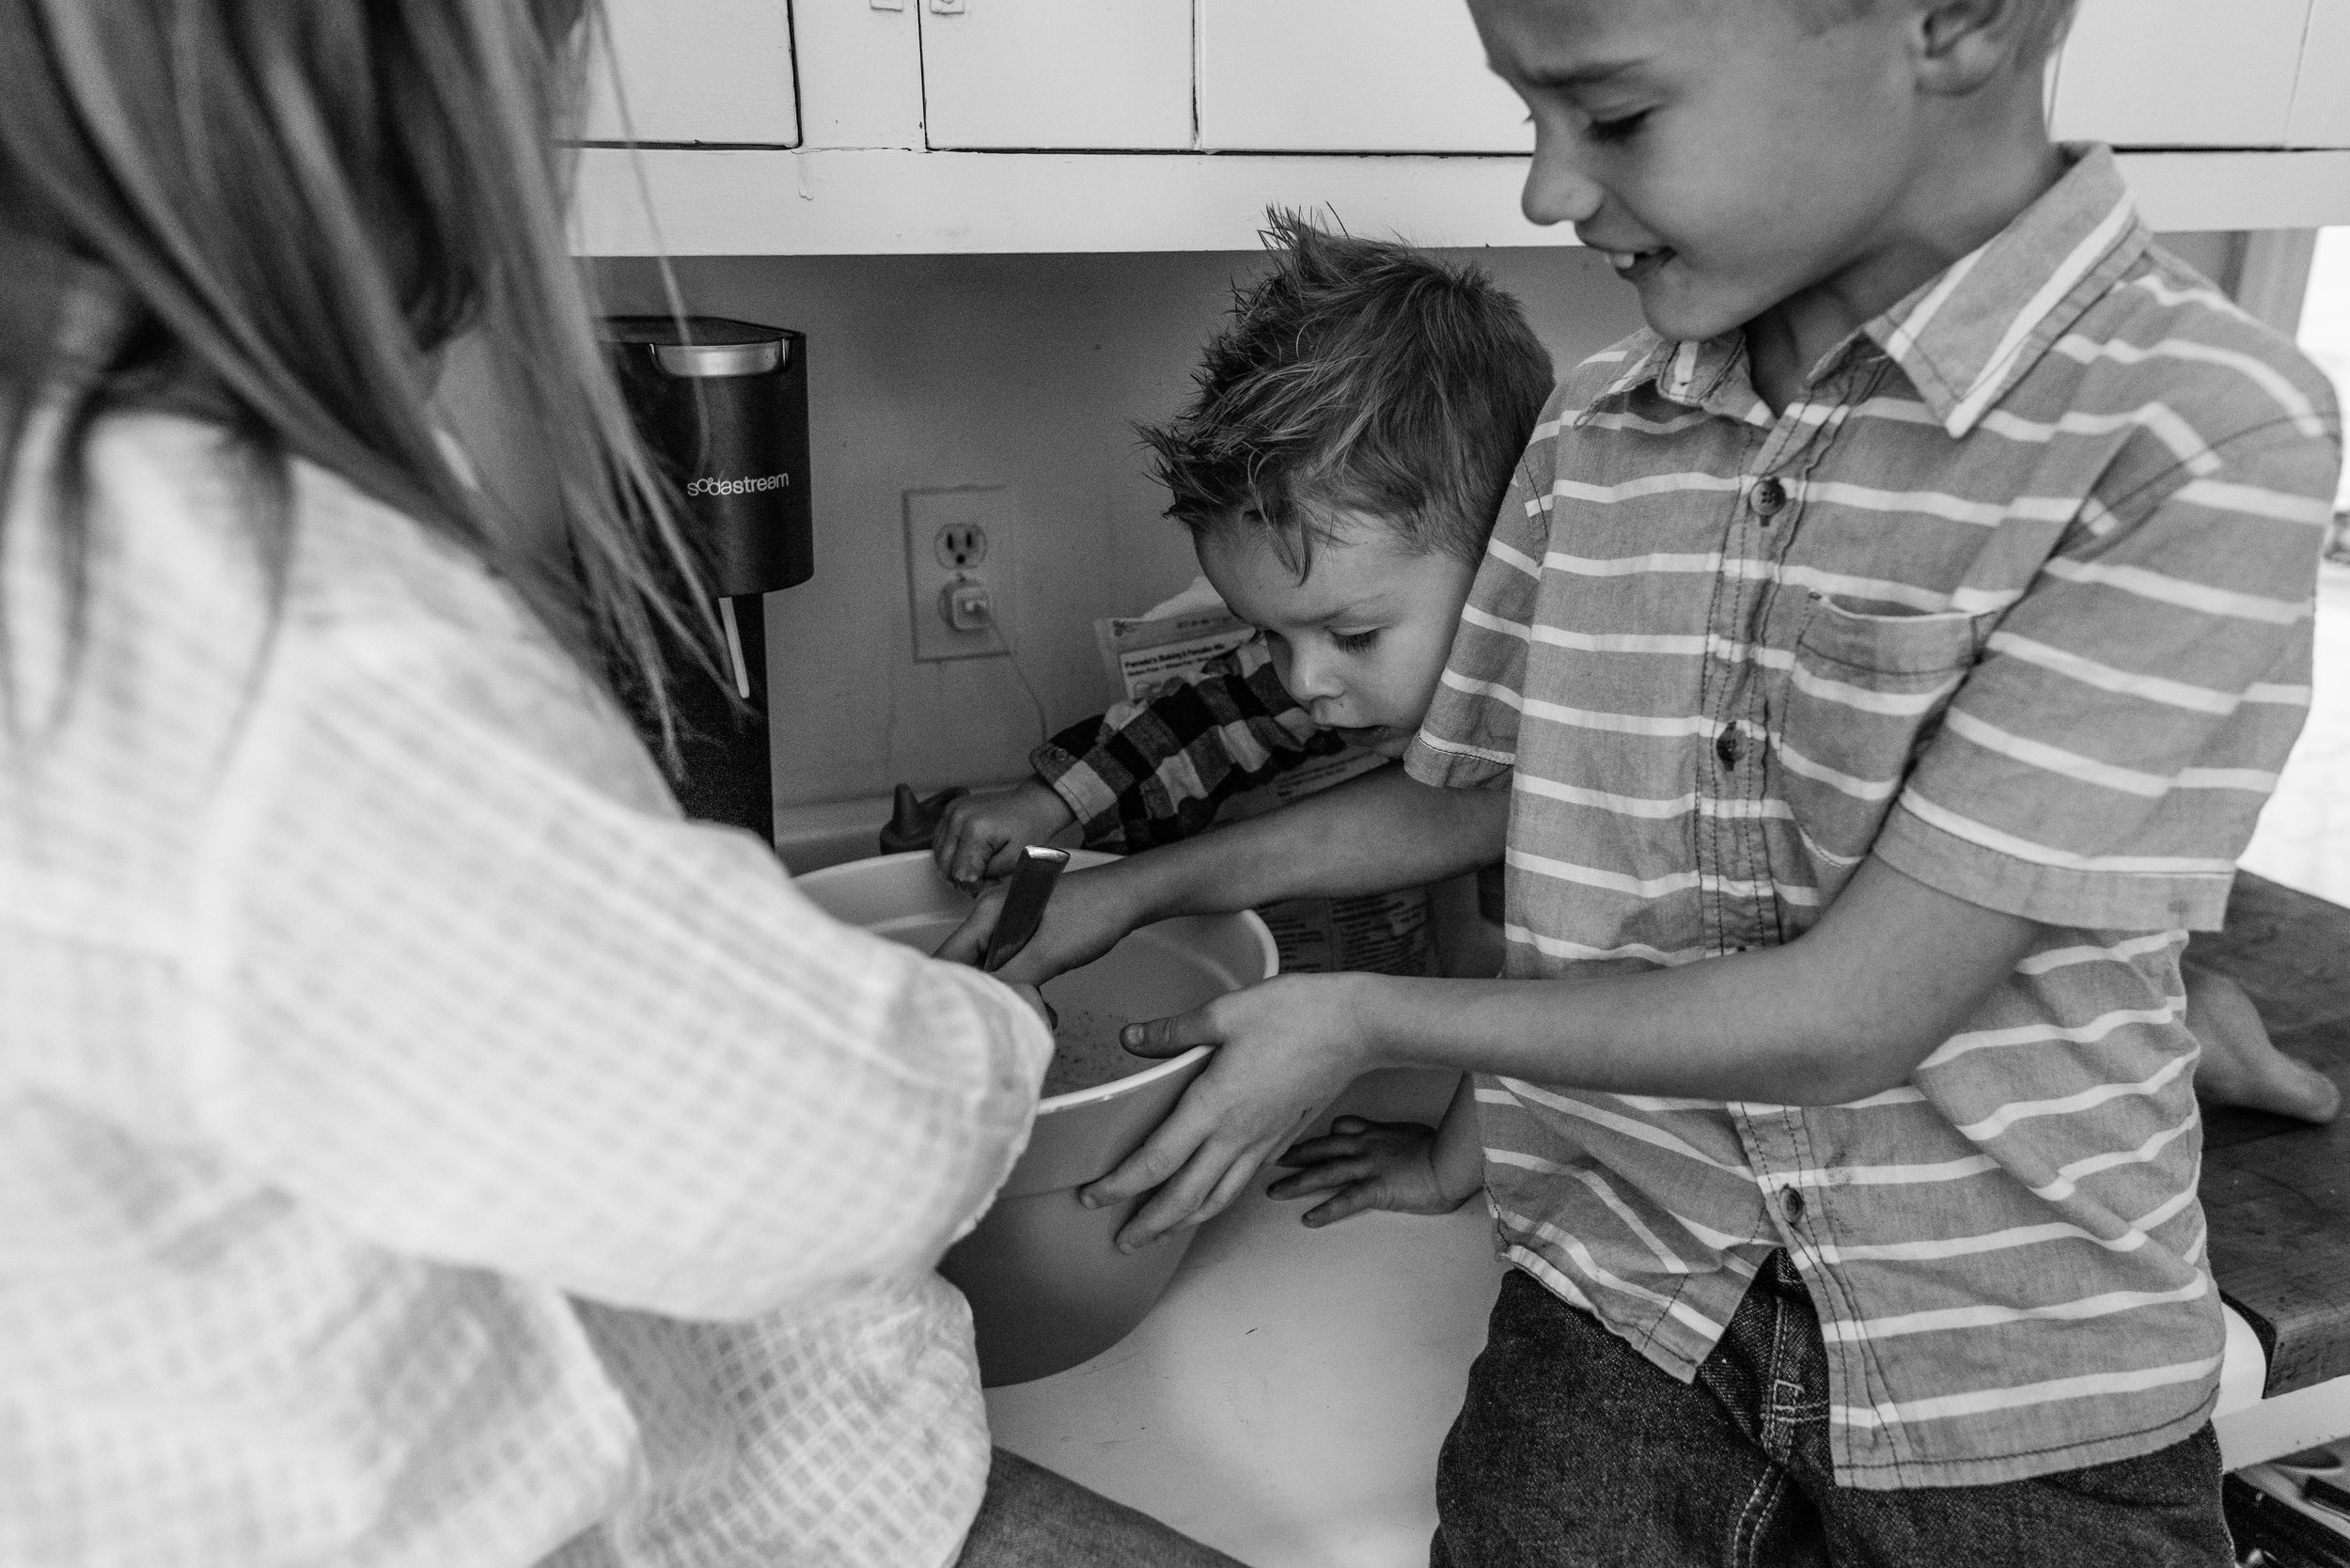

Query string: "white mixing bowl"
[794, 850, 1278, 1386]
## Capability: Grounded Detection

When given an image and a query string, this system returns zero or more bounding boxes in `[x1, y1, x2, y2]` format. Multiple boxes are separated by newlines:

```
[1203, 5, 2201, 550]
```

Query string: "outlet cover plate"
[904, 486, 1013, 661]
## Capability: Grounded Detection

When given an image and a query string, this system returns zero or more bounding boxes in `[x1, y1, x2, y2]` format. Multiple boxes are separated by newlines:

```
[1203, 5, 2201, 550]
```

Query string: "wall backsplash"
[596, 235, 2248, 814]
[593, 246, 1646, 812]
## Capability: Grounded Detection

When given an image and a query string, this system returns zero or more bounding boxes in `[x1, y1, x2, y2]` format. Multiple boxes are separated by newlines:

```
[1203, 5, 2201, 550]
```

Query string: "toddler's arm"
[932, 779, 1076, 888]
[936, 762, 1509, 980]
[933, 642, 1333, 886]
[1265, 1074, 1484, 1227]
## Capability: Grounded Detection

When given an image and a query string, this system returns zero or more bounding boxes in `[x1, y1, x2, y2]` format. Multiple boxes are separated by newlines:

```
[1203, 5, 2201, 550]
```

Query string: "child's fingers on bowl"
[1266, 1155, 1373, 1198]
[939, 832, 980, 886]
[1082, 1112, 1201, 1211]
[1112, 1136, 1235, 1249]
[1190, 1141, 1272, 1228]
[1120, 1005, 1219, 1059]
[1304, 1186, 1382, 1228]
[939, 819, 986, 873]
[1274, 1128, 1370, 1167]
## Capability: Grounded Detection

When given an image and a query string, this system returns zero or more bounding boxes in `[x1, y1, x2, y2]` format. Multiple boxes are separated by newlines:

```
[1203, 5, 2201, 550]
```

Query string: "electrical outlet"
[904, 486, 1014, 661]
[934, 523, 988, 569]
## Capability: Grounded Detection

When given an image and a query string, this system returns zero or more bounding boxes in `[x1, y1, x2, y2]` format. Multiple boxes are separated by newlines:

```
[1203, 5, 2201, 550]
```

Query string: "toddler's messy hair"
[1140, 212, 1554, 571]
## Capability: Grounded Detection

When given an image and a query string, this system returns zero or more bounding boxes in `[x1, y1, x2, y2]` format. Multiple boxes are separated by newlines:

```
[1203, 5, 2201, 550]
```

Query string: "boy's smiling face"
[1470, 0, 2059, 374]
[1197, 515, 1477, 760]
[1473, 0, 1923, 345]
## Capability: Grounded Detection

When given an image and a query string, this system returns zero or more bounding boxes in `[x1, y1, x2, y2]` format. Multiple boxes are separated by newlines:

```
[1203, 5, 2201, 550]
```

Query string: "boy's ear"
[1904, 0, 2055, 96]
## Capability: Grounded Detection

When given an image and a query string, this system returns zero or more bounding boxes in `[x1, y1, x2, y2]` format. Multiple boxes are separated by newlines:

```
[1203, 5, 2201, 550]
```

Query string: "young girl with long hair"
[0, 4, 1236, 1563]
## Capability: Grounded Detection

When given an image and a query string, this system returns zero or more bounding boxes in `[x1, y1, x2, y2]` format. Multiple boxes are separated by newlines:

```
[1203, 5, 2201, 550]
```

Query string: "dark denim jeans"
[1432, 1254, 2233, 1568]
[955, 1447, 1248, 1567]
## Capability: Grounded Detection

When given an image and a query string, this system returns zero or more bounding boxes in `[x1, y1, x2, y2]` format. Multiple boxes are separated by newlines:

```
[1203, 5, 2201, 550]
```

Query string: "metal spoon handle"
[982, 846, 1072, 972]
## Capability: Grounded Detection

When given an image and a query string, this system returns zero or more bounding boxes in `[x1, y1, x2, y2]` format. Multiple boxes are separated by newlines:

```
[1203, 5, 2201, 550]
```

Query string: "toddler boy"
[954, 0, 2345, 1560]
[932, 214, 1554, 886]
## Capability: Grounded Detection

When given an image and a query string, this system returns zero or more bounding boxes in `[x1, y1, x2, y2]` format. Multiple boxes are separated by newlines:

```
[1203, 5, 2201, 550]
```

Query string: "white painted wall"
[2298, 228, 2350, 510]
[2236, 228, 2349, 901]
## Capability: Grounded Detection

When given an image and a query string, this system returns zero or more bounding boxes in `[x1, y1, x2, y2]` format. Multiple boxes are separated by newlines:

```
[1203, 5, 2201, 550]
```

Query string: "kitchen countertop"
[2191, 870, 2350, 1397]
[986, 1068, 1501, 1568]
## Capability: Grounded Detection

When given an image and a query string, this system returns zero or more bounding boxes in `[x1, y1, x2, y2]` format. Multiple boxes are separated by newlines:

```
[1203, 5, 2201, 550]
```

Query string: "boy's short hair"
[1140, 212, 1555, 569]
[1784, 0, 2077, 59]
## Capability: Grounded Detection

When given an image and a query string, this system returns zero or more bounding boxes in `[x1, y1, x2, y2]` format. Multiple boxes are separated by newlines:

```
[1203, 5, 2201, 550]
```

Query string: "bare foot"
[2186, 964, 2341, 1123]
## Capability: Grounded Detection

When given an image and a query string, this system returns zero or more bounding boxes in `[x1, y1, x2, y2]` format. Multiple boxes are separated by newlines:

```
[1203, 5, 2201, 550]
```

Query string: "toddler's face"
[1197, 515, 1476, 760]
[1469, 0, 1929, 345]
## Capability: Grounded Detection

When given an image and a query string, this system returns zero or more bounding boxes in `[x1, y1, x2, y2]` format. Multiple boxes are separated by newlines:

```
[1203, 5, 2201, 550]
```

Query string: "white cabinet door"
[2291, 0, 2350, 148]
[580, 0, 799, 146]
[1197, 0, 1530, 154]
[920, 0, 1192, 150]
[2050, 0, 2308, 148]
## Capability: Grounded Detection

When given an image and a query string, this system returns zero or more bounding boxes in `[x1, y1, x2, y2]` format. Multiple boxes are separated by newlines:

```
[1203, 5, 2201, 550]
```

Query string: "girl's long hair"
[0, 0, 711, 748]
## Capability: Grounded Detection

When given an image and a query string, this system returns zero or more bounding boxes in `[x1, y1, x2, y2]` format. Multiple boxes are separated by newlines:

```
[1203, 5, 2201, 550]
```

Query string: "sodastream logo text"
[687, 472, 791, 497]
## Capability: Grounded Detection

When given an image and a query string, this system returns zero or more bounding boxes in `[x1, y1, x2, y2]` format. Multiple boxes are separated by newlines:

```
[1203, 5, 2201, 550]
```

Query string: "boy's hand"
[933, 864, 1144, 984]
[1078, 973, 1381, 1251]
[933, 780, 1075, 890]
[1267, 1116, 1476, 1228]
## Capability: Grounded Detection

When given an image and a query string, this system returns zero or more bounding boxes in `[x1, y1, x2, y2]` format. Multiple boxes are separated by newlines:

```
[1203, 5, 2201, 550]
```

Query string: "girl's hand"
[1267, 1116, 1477, 1227]
[1003, 981, 1056, 1032]
[933, 864, 1141, 985]
[933, 780, 1075, 890]
[1078, 973, 1382, 1251]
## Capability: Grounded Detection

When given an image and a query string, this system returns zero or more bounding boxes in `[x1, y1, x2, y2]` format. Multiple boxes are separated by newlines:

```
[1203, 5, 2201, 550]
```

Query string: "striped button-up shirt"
[1404, 147, 2342, 1489]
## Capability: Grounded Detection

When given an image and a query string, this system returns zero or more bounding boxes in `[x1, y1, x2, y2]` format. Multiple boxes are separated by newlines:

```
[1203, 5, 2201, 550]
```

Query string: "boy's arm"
[1033, 640, 1335, 853]
[1090, 856, 2040, 1248]
[934, 763, 1508, 978]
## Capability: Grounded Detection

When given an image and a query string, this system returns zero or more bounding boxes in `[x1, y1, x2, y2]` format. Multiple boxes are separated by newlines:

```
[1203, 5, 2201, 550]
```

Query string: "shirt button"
[1715, 729, 1742, 768]
[1782, 1187, 1807, 1224]
[1751, 477, 1787, 517]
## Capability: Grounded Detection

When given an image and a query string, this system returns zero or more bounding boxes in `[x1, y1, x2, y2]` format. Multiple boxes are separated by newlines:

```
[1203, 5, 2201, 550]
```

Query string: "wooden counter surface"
[2193, 871, 2350, 1397]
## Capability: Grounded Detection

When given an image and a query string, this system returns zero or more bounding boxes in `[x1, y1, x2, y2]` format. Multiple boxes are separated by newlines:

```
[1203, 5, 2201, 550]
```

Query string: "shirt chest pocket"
[1769, 594, 1996, 868]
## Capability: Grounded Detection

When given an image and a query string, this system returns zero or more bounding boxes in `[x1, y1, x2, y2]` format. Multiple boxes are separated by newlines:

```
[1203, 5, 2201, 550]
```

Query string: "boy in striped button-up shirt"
[957, 0, 2344, 1561]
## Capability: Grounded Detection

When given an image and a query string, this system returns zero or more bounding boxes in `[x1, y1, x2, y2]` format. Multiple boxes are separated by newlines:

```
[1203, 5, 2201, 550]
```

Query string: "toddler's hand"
[1268, 1116, 1475, 1227]
[933, 779, 1076, 890]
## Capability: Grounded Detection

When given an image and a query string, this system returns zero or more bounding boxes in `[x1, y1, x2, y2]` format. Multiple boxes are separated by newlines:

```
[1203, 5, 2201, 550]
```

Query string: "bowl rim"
[794, 849, 1278, 1116]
